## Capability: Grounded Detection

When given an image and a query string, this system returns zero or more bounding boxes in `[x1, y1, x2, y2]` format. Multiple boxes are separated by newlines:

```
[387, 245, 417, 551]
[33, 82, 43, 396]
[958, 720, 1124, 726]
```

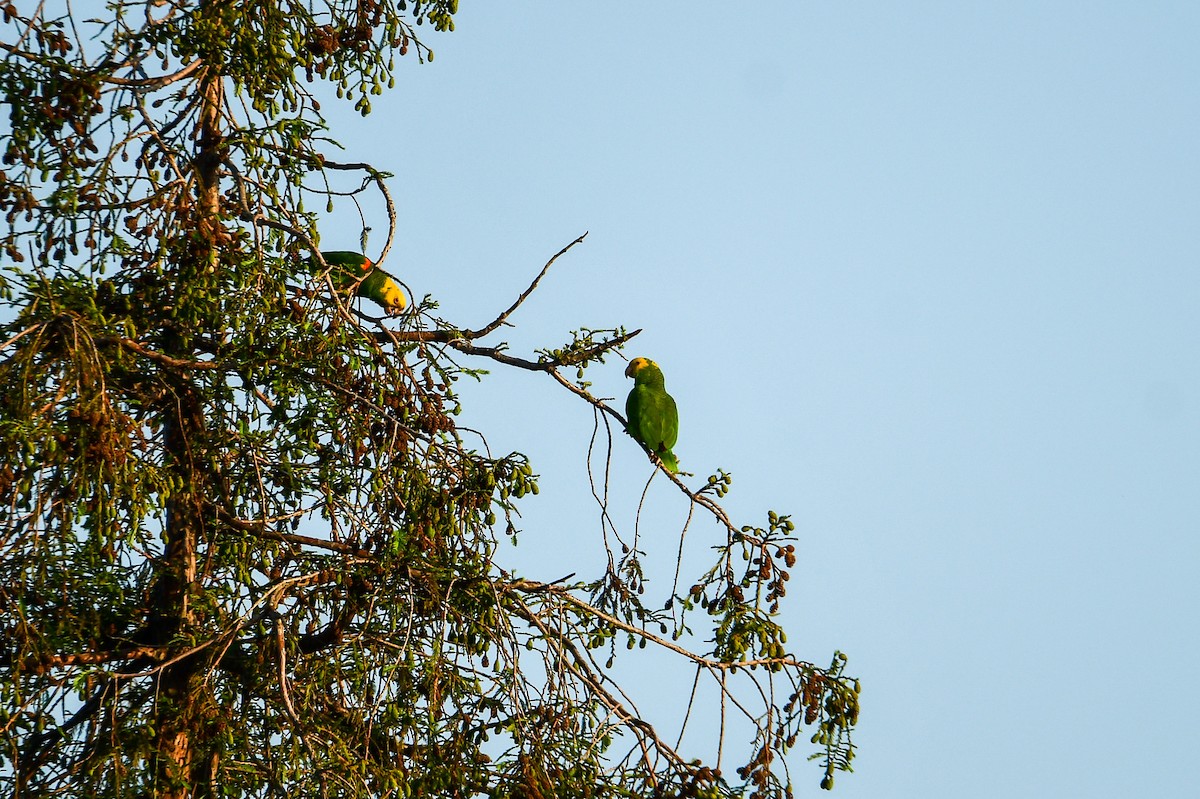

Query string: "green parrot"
[624, 356, 680, 473]
[315, 250, 407, 316]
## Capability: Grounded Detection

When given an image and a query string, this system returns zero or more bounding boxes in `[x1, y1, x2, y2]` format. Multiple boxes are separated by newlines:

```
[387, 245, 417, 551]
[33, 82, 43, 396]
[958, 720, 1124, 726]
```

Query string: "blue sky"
[322, 3, 1200, 796]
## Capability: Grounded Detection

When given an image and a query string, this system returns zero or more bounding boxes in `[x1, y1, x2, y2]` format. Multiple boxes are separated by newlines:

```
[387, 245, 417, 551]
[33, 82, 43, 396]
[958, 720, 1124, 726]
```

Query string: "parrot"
[315, 250, 407, 316]
[624, 356, 680, 473]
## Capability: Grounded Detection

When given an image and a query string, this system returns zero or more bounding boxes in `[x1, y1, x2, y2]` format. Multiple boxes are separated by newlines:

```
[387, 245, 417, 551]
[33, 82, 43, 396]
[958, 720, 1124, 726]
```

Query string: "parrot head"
[357, 267, 407, 316]
[375, 278, 407, 316]
[625, 357, 658, 379]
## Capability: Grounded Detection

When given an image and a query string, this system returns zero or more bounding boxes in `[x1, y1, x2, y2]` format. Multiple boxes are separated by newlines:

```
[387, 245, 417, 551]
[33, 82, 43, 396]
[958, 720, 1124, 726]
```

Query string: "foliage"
[0, 2, 858, 797]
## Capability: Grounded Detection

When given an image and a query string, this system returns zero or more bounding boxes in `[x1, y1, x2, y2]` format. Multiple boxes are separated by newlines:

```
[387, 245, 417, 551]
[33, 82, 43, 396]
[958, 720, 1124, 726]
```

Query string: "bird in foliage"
[315, 250, 407, 316]
[624, 356, 680, 473]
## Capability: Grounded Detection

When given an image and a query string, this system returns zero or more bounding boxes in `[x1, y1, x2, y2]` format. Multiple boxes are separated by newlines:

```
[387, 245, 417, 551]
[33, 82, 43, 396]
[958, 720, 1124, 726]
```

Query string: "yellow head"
[625, 357, 657, 378]
[377, 278, 407, 316]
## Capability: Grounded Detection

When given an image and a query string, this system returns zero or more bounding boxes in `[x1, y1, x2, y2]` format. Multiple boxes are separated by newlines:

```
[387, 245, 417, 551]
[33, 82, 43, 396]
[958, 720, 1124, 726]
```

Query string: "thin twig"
[505, 579, 819, 673]
[475, 233, 588, 338]
[318, 159, 398, 266]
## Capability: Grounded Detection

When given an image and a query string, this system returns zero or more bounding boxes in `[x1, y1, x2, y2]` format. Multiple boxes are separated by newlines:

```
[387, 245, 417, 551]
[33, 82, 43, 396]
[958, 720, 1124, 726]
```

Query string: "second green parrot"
[315, 250, 407, 316]
[625, 357, 680, 473]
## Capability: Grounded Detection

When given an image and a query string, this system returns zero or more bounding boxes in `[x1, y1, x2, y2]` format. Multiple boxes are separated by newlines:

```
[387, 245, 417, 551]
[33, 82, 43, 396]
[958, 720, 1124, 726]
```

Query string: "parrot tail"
[659, 450, 680, 474]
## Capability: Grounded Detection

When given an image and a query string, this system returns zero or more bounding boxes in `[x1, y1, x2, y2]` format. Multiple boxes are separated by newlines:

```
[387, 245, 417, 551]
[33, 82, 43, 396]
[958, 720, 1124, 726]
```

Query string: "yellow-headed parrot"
[316, 251, 407, 316]
[625, 357, 680, 473]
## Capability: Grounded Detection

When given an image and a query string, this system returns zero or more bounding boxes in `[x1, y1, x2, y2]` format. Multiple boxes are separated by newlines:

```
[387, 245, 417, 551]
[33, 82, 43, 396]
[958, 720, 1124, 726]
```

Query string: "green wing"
[312, 251, 370, 292]
[319, 251, 371, 271]
[626, 384, 679, 472]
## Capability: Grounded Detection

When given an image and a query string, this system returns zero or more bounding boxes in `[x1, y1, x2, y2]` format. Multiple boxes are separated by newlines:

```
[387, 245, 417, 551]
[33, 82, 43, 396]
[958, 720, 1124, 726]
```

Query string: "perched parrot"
[624, 357, 680, 473]
[315, 250, 407, 316]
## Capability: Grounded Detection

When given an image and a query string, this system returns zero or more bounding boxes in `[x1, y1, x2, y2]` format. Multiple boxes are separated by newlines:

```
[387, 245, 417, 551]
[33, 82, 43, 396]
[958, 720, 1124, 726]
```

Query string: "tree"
[0, 2, 859, 797]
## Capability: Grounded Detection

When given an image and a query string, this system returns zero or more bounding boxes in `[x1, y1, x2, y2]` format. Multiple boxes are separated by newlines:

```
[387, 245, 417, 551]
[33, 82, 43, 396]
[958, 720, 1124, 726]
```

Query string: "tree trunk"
[152, 57, 226, 799]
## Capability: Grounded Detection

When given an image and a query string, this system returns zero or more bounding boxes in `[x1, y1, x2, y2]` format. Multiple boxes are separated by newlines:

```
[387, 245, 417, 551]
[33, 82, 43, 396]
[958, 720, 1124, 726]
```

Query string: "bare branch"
[319, 159, 399, 265]
[101, 60, 203, 89]
[506, 579, 821, 674]
[93, 335, 221, 370]
[474, 233, 588, 338]
[10, 646, 170, 675]
[215, 509, 376, 559]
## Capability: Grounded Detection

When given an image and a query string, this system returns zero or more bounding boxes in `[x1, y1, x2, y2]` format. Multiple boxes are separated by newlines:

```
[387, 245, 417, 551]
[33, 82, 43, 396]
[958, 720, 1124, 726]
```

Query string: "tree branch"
[94, 334, 221, 370]
[8, 646, 170, 676]
[102, 60, 203, 89]
[319, 159, 399, 266]
[474, 232, 588, 338]
[506, 578, 819, 674]
[216, 507, 376, 558]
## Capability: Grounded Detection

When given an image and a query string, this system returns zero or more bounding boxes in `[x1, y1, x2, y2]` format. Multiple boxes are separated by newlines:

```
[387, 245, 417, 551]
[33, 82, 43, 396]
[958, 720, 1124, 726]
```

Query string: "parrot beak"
[624, 361, 637, 378]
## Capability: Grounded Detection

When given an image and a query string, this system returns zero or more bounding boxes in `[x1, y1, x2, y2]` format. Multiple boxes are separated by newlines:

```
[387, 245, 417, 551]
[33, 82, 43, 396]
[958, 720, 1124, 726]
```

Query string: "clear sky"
[323, 3, 1200, 796]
